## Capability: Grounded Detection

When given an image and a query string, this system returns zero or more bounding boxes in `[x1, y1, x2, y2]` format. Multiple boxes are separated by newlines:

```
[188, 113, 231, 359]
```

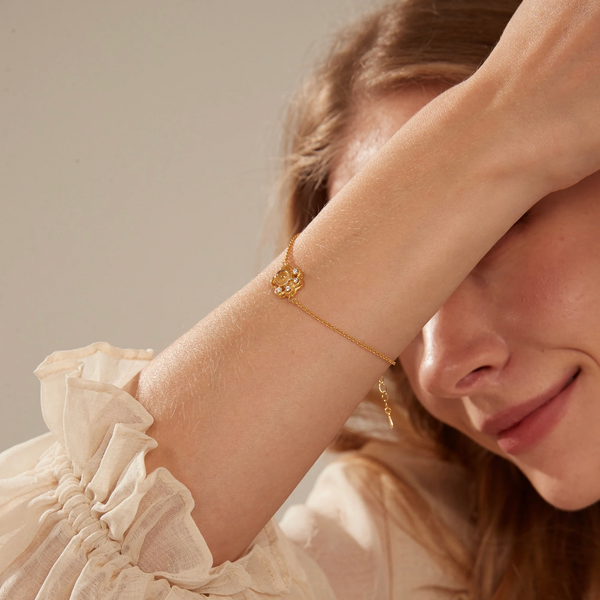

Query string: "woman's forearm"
[134, 74, 543, 566]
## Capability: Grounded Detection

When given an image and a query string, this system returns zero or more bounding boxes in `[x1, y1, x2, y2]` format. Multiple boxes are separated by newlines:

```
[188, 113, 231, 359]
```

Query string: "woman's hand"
[474, 0, 600, 194]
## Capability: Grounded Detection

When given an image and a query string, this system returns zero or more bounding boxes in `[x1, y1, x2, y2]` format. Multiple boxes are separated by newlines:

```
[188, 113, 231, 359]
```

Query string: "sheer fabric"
[0, 342, 471, 599]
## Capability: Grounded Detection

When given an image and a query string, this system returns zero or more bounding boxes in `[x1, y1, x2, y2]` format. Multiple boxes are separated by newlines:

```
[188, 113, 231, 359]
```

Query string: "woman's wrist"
[289, 77, 546, 359]
[467, 0, 600, 196]
[456, 71, 555, 201]
[407, 72, 552, 207]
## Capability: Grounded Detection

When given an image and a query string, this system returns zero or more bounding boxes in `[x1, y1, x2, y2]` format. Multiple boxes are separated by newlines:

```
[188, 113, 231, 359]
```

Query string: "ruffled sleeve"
[0, 342, 337, 600]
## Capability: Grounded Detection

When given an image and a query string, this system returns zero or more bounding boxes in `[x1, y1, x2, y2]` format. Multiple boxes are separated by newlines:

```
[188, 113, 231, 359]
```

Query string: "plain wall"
[0, 0, 376, 521]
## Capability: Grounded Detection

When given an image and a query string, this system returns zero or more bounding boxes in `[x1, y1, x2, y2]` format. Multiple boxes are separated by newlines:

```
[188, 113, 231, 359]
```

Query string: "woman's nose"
[416, 277, 510, 398]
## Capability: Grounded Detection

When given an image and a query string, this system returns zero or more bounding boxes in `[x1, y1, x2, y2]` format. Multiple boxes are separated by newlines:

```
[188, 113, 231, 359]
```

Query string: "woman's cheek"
[512, 229, 600, 350]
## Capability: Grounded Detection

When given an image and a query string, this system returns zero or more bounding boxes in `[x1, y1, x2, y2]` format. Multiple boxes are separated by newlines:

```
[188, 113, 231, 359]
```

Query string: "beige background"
[0, 0, 375, 520]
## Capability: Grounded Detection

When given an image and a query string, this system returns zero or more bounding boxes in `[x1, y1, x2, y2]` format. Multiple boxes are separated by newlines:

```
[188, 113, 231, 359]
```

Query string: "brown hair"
[275, 0, 600, 598]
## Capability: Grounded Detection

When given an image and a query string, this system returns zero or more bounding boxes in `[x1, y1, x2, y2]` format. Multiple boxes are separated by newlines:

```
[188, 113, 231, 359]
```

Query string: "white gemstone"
[285, 285, 291, 291]
[276, 287, 282, 293]
[293, 278, 299, 284]
[292, 269, 298, 275]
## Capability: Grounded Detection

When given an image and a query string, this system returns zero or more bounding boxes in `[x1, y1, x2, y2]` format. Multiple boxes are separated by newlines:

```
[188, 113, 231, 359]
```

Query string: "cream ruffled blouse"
[0, 342, 473, 599]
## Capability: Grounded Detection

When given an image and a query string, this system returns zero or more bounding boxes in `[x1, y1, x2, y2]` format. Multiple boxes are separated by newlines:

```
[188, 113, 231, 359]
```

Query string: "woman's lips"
[480, 368, 580, 455]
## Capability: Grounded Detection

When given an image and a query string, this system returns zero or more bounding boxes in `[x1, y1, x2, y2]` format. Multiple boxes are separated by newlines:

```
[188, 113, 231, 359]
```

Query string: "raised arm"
[133, 0, 600, 567]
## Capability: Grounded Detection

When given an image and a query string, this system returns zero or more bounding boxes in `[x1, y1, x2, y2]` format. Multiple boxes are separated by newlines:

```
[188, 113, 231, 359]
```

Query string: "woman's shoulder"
[279, 440, 475, 599]
[358, 439, 475, 527]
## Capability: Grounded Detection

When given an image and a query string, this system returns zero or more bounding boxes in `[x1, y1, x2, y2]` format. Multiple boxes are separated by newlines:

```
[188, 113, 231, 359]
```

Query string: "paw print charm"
[271, 264, 304, 298]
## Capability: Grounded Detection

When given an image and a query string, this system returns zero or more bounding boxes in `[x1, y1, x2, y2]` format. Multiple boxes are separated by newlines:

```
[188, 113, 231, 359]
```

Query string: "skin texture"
[329, 85, 600, 511]
[132, 0, 600, 566]
[134, 74, 535, 567]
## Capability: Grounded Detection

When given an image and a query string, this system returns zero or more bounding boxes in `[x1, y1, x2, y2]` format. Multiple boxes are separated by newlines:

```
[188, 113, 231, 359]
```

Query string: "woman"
[2, 0, 600, 598]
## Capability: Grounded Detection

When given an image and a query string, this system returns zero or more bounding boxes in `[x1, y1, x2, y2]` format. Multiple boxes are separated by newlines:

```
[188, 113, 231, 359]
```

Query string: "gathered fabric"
[0, 342, 471, 599]
[0, 342, 336, 599]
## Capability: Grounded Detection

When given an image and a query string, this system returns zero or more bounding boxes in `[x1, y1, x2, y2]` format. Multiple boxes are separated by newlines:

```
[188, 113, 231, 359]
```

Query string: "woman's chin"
[528, 472, 600, 511]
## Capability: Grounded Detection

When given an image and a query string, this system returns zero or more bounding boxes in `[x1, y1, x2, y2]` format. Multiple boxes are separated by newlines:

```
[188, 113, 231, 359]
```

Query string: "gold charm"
[271, 263, 304, 299]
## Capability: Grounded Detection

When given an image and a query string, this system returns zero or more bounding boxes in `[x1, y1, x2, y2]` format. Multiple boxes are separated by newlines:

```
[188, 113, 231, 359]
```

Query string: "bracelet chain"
[271, 233, 396, 429]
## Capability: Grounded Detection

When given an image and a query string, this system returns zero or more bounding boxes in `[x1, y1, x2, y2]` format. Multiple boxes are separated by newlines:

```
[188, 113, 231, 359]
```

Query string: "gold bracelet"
[271, 233, 396, 429]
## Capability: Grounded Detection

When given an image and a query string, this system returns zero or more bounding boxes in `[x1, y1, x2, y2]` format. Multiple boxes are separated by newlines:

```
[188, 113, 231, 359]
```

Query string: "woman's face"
[329, 85, 600, 511]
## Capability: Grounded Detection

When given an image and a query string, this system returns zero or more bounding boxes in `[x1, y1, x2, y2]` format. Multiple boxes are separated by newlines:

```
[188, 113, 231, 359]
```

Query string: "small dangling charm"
[378, 375, 394, 429]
